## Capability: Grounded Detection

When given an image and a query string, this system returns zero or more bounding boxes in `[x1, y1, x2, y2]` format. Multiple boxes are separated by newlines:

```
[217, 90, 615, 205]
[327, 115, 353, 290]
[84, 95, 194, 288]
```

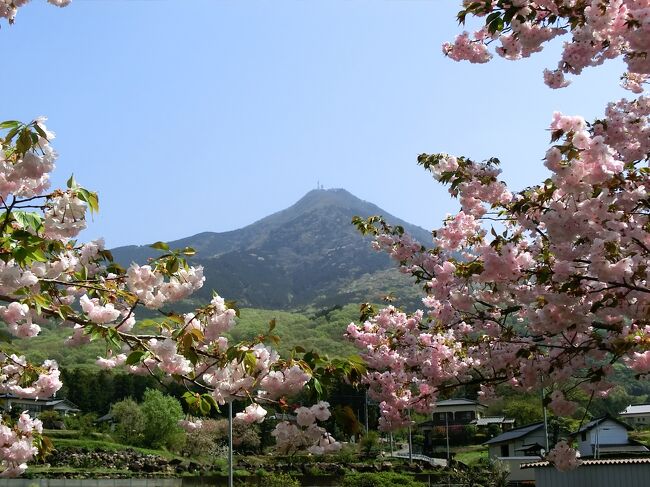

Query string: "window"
[500, 444, 509, 457]
[581, 432, 586, 441]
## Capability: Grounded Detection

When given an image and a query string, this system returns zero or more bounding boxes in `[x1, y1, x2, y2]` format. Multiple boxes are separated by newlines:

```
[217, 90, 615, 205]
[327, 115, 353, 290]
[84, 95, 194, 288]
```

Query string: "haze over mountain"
[111, 189, 431, 309]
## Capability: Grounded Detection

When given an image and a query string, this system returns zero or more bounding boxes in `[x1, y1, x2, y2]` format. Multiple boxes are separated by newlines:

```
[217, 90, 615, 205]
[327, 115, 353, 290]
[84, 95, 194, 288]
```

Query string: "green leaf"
[202, 394, 219, 413]
[182, 391, 200, 407]
[243, 351, 257, 374]
[166, 257, 179, 274]
[313, 378, 323, 398]
[67, 175, 78, 189]
[4, 126, 20, 145]
[16, 129, 32, 154]
[199, 397, 211, 415]
[12, 211, 43, 232]
[33, 123, 49, 140]
[80, 189, 99, 213]
[0, 121, 20, 130]
[125, 350, 147, 366]
[150, 241, 170, 251]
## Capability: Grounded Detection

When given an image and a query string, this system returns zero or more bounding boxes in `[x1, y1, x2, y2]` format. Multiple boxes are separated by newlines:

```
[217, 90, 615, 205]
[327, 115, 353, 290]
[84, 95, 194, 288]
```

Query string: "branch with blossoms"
[349, 104, 650, 424]
[0, 0, 69, 26]
[346, 2, 650, 471]
[445, 0, 650, 90]
[349, 76, 649, 475]
[0, 118, 359, 474]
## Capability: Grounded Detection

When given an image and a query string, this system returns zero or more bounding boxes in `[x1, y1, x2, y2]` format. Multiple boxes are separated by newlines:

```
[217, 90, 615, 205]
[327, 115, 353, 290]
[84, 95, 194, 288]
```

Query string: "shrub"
[39, 410, 62, 429]
[359, 430, 380, 457]
[63, 413, 98, 437]
[332, 443, 357, 463]
[342, 472, 426, 487]
[263, 472, 301, 487]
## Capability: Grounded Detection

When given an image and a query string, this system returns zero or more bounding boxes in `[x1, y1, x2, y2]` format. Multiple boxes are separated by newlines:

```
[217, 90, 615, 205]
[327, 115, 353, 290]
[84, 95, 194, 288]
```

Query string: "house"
[485, 421, 547, 459]
[428, 398, 488, 425]
[418, 399, 489, 456]
[620, 404, 650, 428]
[573, 415, 648, 458]
[483, 421, 547, 483]
[0, 394, 80, 417]
[522, 457, 650, 487]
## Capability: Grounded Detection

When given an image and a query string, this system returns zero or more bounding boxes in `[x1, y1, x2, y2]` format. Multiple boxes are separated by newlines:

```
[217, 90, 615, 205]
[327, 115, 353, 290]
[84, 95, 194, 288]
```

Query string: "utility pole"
[228, 401, 233, 487]
[445, 412, 450, 465]
[408, 409, 413, 463]
[364, 388, 369, 433]
[541, 380, 549, 453]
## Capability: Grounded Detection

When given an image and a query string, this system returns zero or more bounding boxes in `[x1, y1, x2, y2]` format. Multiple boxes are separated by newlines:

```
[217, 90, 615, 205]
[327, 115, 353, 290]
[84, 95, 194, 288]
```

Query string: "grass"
[453, 445, 488, 465]
[630, 429, 650, 445]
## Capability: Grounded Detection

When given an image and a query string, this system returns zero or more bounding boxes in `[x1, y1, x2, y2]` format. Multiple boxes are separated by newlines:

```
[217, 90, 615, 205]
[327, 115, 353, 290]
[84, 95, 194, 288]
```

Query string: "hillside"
[112, 188, 430, 309]
[15, 304, 363, 369]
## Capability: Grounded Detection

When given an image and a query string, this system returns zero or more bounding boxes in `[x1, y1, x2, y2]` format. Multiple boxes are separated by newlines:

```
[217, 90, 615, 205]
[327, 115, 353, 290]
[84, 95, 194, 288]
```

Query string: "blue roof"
[484, 422, 545, 445]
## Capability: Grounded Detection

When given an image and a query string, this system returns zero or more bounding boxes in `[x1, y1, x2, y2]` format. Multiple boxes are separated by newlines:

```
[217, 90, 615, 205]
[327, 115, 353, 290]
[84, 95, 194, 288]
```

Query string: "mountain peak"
[282, 188, 378, 217]
[111, 188, 430, 308]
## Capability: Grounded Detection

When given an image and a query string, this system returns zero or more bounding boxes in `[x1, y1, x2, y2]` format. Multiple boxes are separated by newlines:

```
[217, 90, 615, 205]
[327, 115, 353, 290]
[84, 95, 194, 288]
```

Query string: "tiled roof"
[474, 416, 505, 426]
[521, 457, 650, 469]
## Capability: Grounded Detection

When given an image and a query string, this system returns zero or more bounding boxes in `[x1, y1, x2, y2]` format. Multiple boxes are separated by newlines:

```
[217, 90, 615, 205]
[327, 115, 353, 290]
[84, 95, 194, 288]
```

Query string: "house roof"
[574, 415, 632, 435]
[515, 442, 545, 451]
[597, 444, 649, 454]
[434, 398, 487, 409]
[484, 422, 545, 445]
[0, 394, 80, 410]
[474, 416, 505, 426]
[621, 404, 650, 415]
[522, 457, 650, 469]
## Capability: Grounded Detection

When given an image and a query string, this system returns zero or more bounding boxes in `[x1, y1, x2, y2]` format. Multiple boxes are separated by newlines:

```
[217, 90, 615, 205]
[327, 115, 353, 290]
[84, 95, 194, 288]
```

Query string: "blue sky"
[2, 0, 628, 247]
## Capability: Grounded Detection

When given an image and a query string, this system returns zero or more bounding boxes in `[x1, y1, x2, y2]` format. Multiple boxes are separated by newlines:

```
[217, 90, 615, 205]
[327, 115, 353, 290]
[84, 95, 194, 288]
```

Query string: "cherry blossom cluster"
[0, 412, 42, 477]
[0, 0, 69, 26]
[0, 355, 61, 400]
[444, 0, 650, 90]
[346, 306, 477, 431]
[271, 401, 341, 455]
[546, 440, 582, 471]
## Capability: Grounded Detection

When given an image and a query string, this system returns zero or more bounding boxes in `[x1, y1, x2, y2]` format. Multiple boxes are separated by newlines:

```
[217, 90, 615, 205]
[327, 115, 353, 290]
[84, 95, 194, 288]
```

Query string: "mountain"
[111, 188, 431, 309]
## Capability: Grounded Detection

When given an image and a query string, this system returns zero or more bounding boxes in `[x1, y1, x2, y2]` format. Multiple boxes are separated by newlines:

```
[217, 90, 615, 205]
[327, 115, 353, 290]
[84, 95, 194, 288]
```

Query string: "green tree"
[140, 389, 184, 449]
[111, 398, 145, 446]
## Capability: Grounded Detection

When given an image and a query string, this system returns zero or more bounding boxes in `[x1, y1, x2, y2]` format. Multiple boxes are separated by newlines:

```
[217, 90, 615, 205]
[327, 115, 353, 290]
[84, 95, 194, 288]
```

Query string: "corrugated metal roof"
[522, 457, 650, 469]
[621, 404, 650, 415]
[484, 422, 545, 445]
[434, 398, 486, 407]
